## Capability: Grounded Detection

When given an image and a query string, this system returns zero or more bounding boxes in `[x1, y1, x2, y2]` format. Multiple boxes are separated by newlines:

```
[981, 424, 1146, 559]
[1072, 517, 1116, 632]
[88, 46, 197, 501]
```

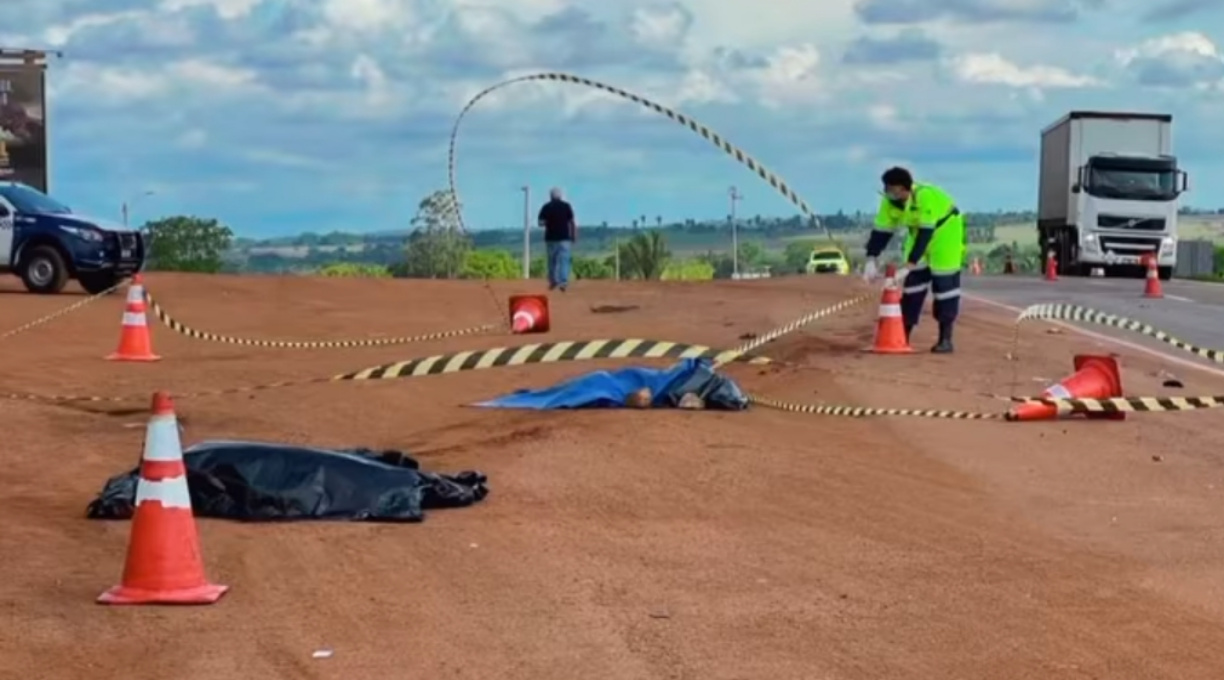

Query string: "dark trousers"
[900, 267, 961, 331]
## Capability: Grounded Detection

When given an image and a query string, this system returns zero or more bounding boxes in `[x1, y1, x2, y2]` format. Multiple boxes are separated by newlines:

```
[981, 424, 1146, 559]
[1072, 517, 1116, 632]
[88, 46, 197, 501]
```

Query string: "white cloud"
[742, 44, 825, 108]
[946, 52, 1100, 88]
[159, 0, 261, 19]
[630, 5, 689, 46]
[1114, 31, 1224, 89]
[1115, 31, 1220, 64]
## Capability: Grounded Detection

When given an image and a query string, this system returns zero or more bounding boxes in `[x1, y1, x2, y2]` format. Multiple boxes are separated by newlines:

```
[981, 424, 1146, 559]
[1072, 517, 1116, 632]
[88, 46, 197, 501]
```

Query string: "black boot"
[930, 322, 954, 353]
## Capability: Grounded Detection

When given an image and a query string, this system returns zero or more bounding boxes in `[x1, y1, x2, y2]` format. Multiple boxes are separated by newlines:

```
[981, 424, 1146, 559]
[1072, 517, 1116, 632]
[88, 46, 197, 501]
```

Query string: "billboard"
[0, 53, 47, 193]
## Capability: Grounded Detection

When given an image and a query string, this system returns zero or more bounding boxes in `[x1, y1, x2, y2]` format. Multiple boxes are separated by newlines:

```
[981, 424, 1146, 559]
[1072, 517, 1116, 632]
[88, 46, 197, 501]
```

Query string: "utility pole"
[729, 186, 742, 278]
[521, 185, 530, 278]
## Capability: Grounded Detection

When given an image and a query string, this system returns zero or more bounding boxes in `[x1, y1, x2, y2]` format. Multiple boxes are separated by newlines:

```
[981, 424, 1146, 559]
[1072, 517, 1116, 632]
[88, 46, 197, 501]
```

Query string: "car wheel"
[20, 245, 69, 294]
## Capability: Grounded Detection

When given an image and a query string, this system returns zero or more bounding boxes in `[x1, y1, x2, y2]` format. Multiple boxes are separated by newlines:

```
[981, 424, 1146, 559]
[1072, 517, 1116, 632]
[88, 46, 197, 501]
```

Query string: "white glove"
[862, 257, 879, 283]
[893, 265, 911, 285]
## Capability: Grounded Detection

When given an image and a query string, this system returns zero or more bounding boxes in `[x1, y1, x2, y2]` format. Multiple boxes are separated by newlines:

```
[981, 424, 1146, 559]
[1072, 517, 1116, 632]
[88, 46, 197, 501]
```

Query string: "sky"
[2, 0, 1223, 237]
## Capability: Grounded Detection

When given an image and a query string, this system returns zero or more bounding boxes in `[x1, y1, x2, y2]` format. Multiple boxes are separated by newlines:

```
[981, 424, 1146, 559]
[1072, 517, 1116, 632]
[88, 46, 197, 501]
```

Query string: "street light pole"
[122, 189, 155, 228]
[729, 186, 742, 278]
[521, 185, 530, 279]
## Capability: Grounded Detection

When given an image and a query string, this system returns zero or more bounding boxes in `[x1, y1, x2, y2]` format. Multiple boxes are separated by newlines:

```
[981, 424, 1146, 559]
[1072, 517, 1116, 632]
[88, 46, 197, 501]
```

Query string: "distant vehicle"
[0, 181, 146, 294]
[805, 245, 850, 275]
[1038, 111, 1186, 280]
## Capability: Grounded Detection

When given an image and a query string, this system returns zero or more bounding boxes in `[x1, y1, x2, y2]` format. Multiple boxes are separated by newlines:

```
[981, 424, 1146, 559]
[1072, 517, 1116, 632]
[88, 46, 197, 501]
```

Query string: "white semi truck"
[1038, 111, 1187, 279]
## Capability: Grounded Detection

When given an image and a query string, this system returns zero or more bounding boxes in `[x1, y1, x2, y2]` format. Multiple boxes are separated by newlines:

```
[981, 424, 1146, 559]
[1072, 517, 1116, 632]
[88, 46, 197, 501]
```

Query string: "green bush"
[317, 262, 391, 277]
[460, 249, 520, 279]
[661, 259, 715, 280]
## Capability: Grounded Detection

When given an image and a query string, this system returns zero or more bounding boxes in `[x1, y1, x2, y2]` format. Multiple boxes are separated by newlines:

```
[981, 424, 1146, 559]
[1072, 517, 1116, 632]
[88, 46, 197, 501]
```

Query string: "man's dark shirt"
[538, 199, 574, 242]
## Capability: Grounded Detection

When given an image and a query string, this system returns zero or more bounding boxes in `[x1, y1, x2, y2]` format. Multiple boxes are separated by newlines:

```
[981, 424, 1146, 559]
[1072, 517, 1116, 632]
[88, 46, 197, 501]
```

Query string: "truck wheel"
[78, 271, 121, 295]
[20, 245, 70, 294]
[1158, 266, 1172, 281]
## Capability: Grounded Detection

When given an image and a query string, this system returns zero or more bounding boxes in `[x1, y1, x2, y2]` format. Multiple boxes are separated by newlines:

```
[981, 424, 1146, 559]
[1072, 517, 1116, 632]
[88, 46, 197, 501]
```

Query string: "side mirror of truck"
[1178, 171, 1189, 192]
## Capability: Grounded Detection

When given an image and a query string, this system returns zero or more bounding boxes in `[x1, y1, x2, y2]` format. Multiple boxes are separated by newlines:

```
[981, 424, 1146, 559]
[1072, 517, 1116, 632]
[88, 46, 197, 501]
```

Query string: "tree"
[619, 230, 670, 279]
[402, 190, 471, 278]
[144, 215, 234, 273]
[782, 240, 816, 274]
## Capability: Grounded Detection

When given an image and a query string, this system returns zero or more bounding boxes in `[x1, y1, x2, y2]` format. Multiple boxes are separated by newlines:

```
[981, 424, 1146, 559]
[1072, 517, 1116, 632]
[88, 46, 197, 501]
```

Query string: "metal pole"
[729, 186, 741, 278]
[121, 190, 154, 228]
[521, 185, 530, 278]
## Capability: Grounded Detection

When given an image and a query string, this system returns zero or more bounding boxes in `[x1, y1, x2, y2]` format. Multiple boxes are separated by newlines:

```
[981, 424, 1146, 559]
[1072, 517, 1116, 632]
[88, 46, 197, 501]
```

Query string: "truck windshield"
[810, 252, 841, 261]
[0, 184, 72, 214]
[1086, 168, 1177, 201]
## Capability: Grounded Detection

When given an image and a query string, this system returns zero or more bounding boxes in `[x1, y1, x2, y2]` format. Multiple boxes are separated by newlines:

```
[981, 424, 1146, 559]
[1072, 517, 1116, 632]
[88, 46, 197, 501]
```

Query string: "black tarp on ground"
[86, 440, 488, 522]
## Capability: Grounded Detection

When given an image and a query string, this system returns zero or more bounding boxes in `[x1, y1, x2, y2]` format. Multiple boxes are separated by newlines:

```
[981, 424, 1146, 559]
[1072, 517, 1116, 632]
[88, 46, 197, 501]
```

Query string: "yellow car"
[805, 246, 850, 275]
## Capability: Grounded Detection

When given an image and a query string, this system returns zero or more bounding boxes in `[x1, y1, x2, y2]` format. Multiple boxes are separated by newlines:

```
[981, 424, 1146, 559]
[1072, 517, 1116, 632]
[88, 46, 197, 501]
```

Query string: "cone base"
[97, 581, 228, 605]
[106, 352, 161, 362]
[1143, 292, 1163, 299]
[862, 345, 914, 354]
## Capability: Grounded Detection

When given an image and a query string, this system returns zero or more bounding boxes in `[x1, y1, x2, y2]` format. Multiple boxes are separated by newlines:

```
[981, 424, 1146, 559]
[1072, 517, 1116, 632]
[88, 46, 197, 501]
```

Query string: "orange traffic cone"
[98, 392, 228, 605]
[1143, 254, 1163, 299]
[864, 265, 914, 354]
[106, 275, 160, 361]
[1007, 354, 1124, 422]
[509, 294, 549, 334]
[1044, 252, 1058, 281]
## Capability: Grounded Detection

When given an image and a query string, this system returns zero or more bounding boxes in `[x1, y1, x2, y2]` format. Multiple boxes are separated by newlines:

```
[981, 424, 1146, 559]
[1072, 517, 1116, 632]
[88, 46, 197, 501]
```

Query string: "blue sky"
[2, 0, 1223, 237]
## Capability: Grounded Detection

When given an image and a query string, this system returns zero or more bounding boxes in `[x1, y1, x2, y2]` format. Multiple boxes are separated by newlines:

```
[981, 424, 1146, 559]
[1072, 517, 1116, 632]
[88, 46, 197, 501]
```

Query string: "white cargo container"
[1038, 111, 1187, 279]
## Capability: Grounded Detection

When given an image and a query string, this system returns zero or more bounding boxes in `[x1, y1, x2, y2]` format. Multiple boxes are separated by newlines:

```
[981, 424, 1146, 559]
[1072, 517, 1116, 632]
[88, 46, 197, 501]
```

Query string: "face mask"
[883, 187, 908, 209]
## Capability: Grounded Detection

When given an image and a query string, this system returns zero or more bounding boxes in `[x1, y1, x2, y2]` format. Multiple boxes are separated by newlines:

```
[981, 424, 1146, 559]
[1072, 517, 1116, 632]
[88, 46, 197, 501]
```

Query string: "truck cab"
[0, 181, 146, 294]
[1039, 112, 1185, 280]
[1072, 152, 1185, 277]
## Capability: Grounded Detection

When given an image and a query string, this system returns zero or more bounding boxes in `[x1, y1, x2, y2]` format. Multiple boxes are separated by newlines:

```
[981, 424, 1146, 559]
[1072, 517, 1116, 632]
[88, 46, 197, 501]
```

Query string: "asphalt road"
[965, 274, 1224, 367]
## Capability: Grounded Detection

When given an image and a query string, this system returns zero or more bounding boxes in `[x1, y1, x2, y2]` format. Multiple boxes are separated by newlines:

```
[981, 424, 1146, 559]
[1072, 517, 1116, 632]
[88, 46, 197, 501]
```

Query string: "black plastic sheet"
[86, 440, 488, 522]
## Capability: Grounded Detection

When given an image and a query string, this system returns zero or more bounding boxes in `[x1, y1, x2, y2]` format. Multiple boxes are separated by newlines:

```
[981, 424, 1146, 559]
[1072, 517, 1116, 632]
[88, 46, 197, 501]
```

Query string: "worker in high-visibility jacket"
[861, 167, 965, 353]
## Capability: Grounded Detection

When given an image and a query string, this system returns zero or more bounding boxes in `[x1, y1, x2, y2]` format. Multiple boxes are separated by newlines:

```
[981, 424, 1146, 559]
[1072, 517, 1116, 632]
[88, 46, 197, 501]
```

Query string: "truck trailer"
[1038, 111, 1187, 279]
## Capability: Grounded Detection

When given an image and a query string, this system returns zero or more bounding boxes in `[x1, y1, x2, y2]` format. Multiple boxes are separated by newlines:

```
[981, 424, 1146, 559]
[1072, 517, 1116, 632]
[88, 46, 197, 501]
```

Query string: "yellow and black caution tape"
[2, 337, 770, 405]
[1017, 302, 1224, 364]
[0, 280, 125, 343]
[715, 293, 873, 367]
[748, 394, 1005, 419]
[1004, 395, 1224, 418]
[444, 71, 837, 247]
[142, 291, 498, 349]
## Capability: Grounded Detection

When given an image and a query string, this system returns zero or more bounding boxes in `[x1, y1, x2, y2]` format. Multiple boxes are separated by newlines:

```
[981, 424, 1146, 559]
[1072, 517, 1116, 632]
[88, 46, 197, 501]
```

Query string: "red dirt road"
[2, 273, 1224, 679]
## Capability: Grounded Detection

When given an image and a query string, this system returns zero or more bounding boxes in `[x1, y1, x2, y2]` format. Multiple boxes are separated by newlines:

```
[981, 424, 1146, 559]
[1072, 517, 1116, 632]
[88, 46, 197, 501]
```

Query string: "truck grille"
[1097, 214, 1165, 230]
[118, 233, 138, 249]
[1100, 235, 1160, 255]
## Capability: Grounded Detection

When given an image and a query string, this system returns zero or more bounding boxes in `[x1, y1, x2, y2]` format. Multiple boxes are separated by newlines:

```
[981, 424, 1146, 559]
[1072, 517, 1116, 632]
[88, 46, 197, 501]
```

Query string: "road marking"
[965, 293, 1224, 380]
[1164, 294, 1194, 302]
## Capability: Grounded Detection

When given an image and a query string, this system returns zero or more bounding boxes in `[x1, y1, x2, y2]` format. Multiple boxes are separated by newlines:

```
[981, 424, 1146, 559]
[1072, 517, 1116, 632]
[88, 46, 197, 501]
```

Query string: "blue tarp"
[474, 358, 748, 410]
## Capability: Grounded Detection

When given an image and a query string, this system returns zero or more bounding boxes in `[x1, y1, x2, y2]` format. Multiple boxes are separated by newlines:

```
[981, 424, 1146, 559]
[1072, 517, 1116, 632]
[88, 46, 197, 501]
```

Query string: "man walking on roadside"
[538, 186, 576, 291]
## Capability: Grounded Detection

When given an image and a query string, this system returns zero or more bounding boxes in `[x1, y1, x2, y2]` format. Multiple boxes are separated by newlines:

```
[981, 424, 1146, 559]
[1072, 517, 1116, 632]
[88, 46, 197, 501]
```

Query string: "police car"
[0, 181, 146, 294]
